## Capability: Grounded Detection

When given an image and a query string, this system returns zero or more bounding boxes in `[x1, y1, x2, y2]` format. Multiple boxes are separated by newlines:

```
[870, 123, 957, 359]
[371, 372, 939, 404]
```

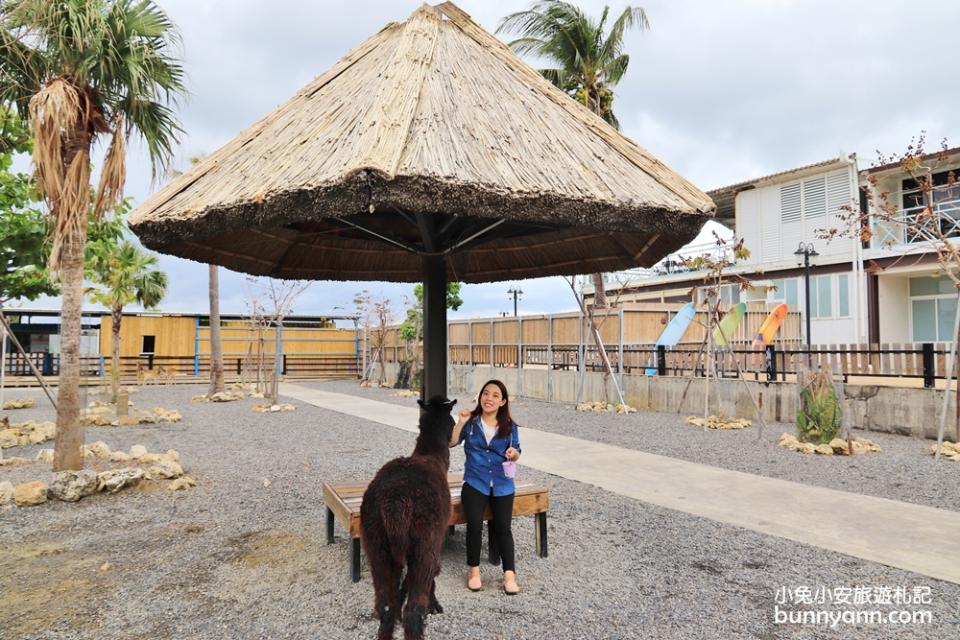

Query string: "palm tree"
[0, 0, 185, 469]
[167, 153, 224, 397]
[498, 1, 649, 308]
[208, 263, 224, 395]
[87, 239, 167, 403]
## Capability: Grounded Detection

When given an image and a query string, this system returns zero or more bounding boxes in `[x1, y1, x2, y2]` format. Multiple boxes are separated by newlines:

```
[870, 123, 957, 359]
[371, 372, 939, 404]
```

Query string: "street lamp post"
[794, 242, 820, 349]
[507, 286, 523, 317]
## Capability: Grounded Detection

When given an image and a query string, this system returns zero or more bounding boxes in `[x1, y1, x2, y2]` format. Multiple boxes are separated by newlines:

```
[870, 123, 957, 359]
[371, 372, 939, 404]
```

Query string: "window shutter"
[803, 176, 827, 218]
[826, 171, 850, 214]
[780, 183, 801, 223]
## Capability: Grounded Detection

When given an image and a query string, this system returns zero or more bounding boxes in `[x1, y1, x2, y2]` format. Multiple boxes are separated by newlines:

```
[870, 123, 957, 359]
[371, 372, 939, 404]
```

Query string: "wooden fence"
[366, 306, 953, 385]
[373, 306, 802, 368]
[1, 353, 360, 382]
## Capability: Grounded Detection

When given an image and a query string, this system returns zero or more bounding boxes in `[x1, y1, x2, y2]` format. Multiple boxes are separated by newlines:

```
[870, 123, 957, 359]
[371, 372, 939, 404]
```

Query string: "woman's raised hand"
[457, 409, 471, 424]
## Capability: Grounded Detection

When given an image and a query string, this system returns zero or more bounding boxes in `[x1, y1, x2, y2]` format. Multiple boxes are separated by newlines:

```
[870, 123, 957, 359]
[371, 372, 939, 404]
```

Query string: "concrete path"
[282, 383, 960, 585]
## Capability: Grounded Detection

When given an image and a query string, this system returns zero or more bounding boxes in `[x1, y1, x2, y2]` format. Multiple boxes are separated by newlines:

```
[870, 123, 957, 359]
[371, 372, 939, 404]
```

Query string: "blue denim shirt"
[457, 416, 521, 497]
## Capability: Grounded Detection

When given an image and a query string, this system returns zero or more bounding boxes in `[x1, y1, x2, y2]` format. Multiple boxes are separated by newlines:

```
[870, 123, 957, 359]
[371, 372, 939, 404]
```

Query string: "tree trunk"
[111, 307, 122, 403]
[591, 272, 608, 309]
[53, 234, 85, 471]
[271, 321, 282, 404]
[208, 265, 224, 395]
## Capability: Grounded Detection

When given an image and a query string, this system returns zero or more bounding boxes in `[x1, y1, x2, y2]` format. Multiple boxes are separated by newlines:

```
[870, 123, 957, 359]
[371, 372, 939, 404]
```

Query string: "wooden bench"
[323, 473, 549, 582]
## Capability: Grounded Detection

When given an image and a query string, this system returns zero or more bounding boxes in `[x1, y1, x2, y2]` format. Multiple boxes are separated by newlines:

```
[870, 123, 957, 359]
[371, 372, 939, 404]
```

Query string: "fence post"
[618, 307, 625, 389]
[283, 353, 288, 376]
[546, 314, 553, 402]
[765, 345, 777, 382]
[467, 320, 473, 367]
[517, 316, 523, 397]
[489, 320, 494, 369]
[236, 358, 242, 375]
[657, 344, 666, 375]
[194, 314, 200, 377]
[147, 353, 154, 370]
[922, 342, 935, 388]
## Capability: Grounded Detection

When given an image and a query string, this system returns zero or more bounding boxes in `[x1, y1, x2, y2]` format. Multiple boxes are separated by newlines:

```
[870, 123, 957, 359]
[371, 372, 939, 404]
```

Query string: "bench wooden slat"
[324, 473, 549, 540]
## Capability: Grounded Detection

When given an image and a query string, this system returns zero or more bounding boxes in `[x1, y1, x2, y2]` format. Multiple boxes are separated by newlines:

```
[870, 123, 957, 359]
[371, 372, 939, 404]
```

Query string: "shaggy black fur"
[360, 396, 455, 640]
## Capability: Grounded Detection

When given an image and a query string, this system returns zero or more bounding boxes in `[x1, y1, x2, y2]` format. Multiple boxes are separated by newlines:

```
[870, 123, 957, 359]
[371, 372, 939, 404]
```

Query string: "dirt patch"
[0, 540, 111, 637]
[232, 529, 311, 569]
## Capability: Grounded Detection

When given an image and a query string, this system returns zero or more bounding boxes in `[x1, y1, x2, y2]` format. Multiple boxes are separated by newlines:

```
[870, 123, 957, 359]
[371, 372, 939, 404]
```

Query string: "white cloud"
[12, 0, 959, 318]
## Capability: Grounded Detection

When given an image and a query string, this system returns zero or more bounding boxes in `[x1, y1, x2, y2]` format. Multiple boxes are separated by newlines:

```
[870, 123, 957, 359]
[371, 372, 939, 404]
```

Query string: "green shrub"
[797, 369, 842, 444]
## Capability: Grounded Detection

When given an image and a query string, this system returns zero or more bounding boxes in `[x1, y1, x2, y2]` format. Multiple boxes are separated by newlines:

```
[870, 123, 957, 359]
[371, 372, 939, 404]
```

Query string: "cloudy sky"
[14, 0, 960, 321]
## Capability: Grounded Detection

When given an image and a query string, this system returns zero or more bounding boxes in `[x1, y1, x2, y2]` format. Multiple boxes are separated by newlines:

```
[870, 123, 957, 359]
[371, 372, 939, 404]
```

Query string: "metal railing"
[871, 195, 960, 247]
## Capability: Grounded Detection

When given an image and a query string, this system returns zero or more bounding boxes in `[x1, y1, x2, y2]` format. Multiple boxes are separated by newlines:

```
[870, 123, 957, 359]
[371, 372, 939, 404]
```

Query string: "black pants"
[461, 482, 516, 572]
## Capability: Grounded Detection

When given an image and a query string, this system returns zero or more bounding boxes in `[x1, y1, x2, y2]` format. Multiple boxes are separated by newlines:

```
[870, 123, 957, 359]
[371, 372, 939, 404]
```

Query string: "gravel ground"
[1, 384, 958, 640]
[313, 380, 960, 514]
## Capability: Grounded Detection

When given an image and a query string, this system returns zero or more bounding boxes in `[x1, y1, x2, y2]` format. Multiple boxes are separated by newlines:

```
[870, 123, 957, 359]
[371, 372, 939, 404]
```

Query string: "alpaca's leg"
[428, 578, 443, 614]
[402, 542, 442, 640]
[367, 534, 402, 640]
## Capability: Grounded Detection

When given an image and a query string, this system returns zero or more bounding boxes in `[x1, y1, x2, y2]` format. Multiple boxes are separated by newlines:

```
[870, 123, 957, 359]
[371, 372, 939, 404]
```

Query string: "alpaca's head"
[416, 396, 456, 452]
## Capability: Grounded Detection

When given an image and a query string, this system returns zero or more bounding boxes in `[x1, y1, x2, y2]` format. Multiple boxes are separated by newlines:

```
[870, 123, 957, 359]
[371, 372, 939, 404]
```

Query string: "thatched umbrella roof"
[130, 2, 713, 283]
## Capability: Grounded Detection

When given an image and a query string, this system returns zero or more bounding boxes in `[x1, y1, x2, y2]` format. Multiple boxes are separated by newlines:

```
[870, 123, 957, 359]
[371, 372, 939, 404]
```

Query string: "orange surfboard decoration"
[752, 303, 789, 349]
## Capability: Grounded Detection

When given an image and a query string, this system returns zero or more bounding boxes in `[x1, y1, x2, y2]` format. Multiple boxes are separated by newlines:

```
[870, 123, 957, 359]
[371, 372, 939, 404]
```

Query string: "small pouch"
[501, 428, 519, 479]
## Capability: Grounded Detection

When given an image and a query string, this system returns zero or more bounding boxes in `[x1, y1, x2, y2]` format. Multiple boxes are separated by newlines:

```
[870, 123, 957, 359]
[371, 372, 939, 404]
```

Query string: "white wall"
[811, 317, 856, 344]
[736, 165, 858, 268]
[878, 275, 910, 342]
[780, 269, 859, 345]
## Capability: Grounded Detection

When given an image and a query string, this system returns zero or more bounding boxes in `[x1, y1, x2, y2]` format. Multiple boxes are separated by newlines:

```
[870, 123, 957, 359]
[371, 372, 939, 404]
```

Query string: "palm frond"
[598, 6, 648, 73]
[92, 114, 125, 218]
[27, 77, 79, 208]
[121, 95, 183, 178]
[604, 107, 620, 130]
[538, 67, 574, 90]
[603, 53, 630, 87]
[87, 237, 167, 310]
[505, 36, 549, 58]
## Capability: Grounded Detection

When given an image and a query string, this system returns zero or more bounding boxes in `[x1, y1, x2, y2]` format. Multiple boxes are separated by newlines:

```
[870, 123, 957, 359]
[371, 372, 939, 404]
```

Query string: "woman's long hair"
[470, 379, 514, 439]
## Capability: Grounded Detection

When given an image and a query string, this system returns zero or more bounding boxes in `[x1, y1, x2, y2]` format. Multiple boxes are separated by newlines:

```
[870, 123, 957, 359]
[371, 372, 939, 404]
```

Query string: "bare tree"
[353, 290, 395, 386]
[676, 234, 766, 433]
[564, 275, 625, 406]
[245, 277, 312, 403]
[825, 134, 960, 456]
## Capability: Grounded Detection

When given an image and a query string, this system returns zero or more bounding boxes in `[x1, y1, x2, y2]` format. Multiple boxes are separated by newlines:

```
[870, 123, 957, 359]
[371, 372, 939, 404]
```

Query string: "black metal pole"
[422, 254, 448, 403]
[803, 253, 812, 349]
[513, 291, 518, 317]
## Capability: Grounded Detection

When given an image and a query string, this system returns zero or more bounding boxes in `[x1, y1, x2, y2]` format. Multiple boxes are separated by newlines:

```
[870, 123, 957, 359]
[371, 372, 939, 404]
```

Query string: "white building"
[583, 148, 960, 346]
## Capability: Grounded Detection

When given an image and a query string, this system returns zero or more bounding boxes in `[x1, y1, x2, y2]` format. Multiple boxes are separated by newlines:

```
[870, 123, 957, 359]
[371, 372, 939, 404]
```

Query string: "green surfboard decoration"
[712, 302, 746, 346]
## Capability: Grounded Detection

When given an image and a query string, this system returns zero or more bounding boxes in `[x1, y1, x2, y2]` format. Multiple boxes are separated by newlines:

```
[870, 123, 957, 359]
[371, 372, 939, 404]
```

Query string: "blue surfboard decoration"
[646, 303, 697, 375]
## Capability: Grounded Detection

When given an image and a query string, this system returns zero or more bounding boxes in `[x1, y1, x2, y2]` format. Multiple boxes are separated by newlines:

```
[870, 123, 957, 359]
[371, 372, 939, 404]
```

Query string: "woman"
[449, 379, 521, 595]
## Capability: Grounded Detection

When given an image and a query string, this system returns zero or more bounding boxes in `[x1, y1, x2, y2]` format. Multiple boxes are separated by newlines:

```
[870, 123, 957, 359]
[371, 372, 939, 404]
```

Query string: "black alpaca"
[361, 397, 455, 640]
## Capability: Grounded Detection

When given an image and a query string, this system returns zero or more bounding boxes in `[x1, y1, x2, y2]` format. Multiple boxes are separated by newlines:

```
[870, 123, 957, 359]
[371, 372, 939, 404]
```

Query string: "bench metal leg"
[535, 512, 548, 558]
[351, 537, 361, 583]
[326, 507, 335, 544]
[487, 519, 500, 565]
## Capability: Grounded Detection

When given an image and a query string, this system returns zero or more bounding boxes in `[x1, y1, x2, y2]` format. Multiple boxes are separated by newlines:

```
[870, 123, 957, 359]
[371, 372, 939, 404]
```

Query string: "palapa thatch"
[130, 2, 714, 283]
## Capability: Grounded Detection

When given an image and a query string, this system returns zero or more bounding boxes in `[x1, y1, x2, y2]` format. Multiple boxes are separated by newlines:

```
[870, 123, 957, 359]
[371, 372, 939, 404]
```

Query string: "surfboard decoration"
[711, 302, 747, 347]
[751, 303, 789, 350]
[645, 303, 697, 375]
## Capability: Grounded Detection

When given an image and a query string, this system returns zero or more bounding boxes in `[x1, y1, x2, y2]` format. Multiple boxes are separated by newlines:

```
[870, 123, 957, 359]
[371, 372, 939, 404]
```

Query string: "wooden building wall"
[99, 315, 357, 358]
[99, 315, 195, 357]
